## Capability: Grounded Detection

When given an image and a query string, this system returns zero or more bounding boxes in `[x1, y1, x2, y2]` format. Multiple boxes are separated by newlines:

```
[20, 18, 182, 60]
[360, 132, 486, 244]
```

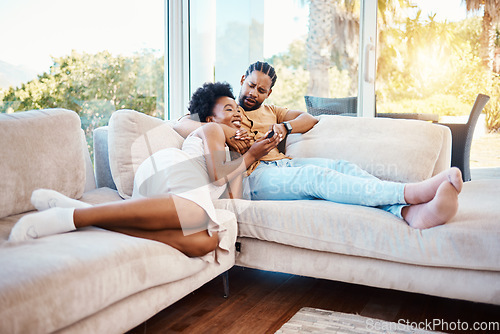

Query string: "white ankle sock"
[31, 189, 92, 211]
[8, 208, 76, 242]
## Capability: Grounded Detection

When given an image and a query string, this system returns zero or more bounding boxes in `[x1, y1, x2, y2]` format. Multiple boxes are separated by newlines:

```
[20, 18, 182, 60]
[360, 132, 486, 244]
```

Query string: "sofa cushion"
[215, 179, 500, 272]
[0, 109, 86, 219]
[285, 115, 451, 183]
[108, 110, 184, 199]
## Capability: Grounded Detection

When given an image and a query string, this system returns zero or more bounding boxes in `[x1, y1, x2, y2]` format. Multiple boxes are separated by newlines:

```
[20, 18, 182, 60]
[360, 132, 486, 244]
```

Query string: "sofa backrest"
[0, 109, 92, 219]
[286, 115, 452, 183]
[94, 114, 452, 193]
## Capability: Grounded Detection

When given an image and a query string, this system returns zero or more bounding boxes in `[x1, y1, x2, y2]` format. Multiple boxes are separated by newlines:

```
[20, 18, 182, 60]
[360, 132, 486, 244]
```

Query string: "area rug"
[275, 307, 439, 333]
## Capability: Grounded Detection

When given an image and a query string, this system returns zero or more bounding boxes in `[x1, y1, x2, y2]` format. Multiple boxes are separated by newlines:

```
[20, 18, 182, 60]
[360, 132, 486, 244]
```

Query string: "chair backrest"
[467, 93, 490, 128]
[458, 94, 489, 182]
[304, 96, 357, 116]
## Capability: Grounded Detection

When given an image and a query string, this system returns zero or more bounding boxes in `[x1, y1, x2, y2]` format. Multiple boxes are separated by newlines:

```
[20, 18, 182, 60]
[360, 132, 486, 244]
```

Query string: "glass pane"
[376, 0, 500, 171]
[189, 0, 361, 113]
[0, 0, 164, 159]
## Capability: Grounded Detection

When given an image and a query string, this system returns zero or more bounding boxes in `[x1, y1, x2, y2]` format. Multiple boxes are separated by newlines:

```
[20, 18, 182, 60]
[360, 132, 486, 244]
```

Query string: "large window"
[0, 0, 164, 156]
[376, 0, 500, 169]
[2, 0, 498, 170]
[184, 0, 499, 169]
[185, 0, 370, 118]
[376, 0, 477, 115]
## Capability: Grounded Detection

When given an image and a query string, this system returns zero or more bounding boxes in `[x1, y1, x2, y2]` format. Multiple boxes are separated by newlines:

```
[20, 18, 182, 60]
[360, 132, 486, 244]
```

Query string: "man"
[175, 61, 463, 229]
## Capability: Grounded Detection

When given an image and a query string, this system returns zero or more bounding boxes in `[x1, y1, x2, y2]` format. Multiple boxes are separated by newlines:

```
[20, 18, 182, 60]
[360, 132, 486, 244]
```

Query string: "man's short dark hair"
[188, 82, 235, 122]
[245, 61, 278, 88]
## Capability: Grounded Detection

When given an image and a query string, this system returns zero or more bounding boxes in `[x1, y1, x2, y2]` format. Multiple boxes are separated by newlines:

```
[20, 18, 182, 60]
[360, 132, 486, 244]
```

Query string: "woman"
[8, 82, 279, 260]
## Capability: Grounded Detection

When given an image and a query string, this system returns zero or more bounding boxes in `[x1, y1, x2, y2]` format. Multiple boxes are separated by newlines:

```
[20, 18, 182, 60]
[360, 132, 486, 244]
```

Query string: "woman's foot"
[404, 167, 463, 204]
[31, 189, 92, 211]
[8, 208, 76, 242]
[402, 181, 459, 229]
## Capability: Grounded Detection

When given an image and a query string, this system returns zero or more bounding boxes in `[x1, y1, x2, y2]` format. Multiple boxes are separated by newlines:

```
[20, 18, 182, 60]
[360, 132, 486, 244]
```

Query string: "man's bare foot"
[402, 181, 459, 229]
[404, 167, 463, 204]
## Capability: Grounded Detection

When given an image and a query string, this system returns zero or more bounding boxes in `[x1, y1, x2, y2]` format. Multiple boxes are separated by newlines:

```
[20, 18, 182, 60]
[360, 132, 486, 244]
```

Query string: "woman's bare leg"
[107, 227, 219, 257]
[8, 195, 210, 241]
[74, 195, 209, 231]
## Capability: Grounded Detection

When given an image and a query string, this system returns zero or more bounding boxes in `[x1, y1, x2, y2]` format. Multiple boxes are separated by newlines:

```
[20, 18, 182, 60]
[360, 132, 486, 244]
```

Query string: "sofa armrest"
[432, 123, 452, 177]
[93, 126, 117, 190]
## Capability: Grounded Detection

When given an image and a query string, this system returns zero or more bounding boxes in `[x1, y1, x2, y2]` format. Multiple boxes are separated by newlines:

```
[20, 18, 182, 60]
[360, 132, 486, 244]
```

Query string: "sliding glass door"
[168, 0, 378, 120]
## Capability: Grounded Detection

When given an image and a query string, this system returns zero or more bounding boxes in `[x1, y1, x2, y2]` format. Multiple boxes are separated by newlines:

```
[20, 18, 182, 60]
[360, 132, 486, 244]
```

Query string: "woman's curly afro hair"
[188, 82, 235, 122]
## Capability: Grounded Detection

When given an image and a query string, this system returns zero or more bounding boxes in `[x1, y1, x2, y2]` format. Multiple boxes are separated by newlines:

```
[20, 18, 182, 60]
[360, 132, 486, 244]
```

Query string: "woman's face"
[207, 96, 242, 129]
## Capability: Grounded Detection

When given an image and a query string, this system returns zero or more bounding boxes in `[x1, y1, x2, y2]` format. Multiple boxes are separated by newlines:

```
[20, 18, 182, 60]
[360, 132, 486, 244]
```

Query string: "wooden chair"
[439, 94, 490, 182]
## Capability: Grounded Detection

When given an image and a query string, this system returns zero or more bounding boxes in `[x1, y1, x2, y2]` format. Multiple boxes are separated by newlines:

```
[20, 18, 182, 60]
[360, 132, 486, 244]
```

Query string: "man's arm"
[272, 110, 318, 139]
[283, 110, 318, 133]
[173, 115, 203, 138]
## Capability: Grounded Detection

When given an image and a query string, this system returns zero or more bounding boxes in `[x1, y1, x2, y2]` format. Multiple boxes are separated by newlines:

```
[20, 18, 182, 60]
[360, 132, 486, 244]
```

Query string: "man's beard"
[238, 94, 262, 111]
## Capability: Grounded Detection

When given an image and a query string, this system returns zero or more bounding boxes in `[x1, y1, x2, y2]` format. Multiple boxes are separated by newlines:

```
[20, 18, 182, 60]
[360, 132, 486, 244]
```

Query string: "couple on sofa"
[9, 61, 463, 259]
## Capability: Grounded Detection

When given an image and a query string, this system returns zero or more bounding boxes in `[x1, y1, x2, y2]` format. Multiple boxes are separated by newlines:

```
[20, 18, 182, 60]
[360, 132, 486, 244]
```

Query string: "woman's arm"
[175, 116, 252, 155]
[199, 123, 279, 190]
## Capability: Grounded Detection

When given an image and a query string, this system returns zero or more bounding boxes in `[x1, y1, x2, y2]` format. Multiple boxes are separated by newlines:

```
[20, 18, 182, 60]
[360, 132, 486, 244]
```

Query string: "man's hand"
[223, 125, 252, 154]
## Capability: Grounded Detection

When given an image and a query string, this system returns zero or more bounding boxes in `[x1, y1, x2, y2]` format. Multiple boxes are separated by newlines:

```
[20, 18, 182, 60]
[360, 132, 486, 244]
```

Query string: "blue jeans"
[247, 158, 407, 218]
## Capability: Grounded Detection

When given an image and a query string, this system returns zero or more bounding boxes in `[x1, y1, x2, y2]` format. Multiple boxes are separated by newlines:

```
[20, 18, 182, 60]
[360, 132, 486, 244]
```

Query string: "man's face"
[238, 70, 273, 111]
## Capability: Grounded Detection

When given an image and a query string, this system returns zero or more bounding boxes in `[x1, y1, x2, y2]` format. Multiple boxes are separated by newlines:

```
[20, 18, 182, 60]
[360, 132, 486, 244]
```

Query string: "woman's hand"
[223, 126, 252, 154]
[272, 123, 287, 142]
[246, 130, 280, 162]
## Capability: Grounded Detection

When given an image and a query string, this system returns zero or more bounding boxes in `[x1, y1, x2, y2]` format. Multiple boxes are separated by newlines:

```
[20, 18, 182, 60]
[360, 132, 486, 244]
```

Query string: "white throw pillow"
[285, 115, 448, 183]
[108, 109, 184, 199]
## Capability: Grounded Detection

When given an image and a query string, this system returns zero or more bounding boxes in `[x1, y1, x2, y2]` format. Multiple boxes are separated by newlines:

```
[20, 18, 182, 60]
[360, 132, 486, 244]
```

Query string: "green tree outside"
[0, 50, 164, 158]
[266, 11, 499, 132]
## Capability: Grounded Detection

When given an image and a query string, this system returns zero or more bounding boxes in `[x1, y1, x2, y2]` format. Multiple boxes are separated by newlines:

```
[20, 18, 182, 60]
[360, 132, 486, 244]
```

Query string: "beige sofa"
[92, 109, 500, 306]
[1, 108, 499, 333]
[0, 109, 237, 334]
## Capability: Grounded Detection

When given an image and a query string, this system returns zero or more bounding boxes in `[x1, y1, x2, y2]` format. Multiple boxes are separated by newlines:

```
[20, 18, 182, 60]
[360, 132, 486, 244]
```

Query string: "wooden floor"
[128, 266, 500, 334]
